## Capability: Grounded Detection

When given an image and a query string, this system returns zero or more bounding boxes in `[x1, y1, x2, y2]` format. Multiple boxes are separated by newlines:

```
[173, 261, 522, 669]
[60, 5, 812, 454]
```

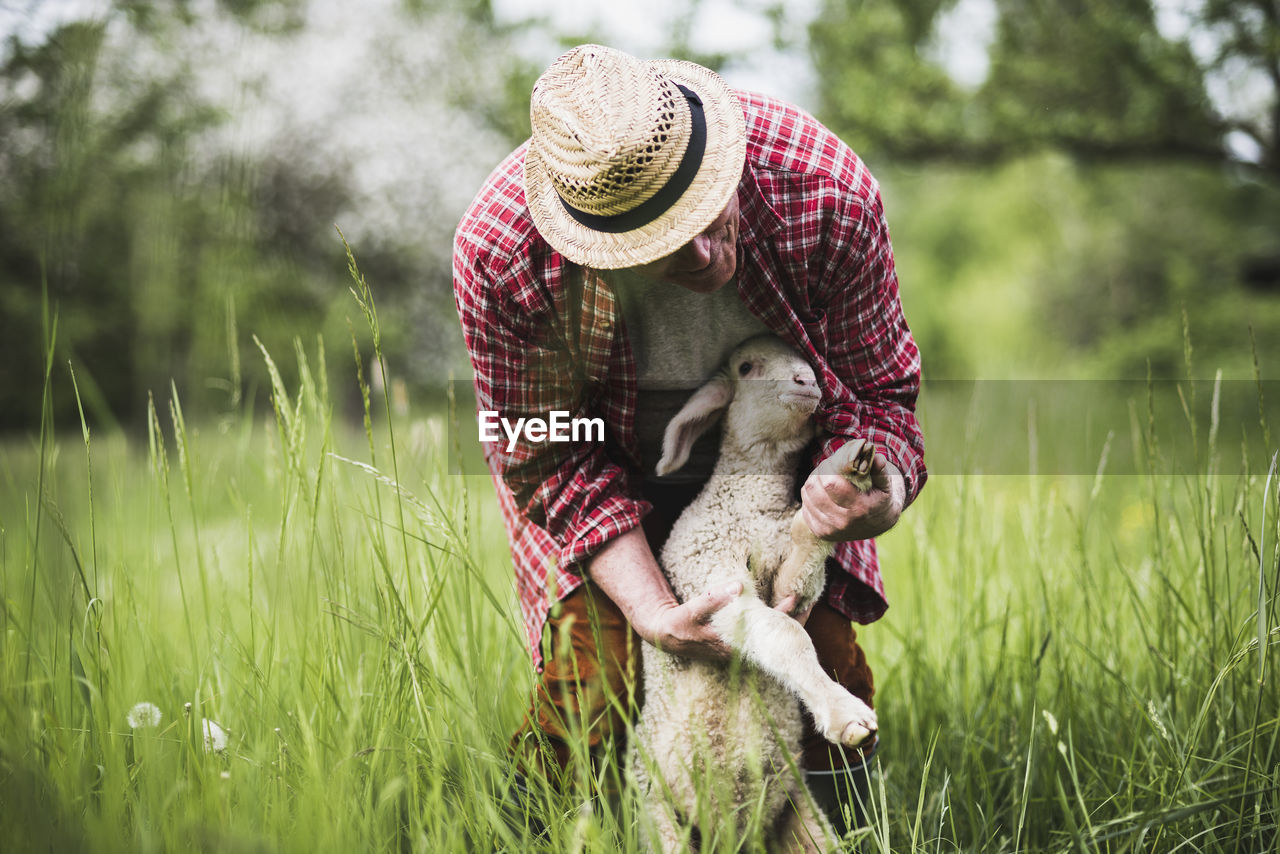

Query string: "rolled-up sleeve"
[813, 188, 927, 506]
[453, 239, 648, 574]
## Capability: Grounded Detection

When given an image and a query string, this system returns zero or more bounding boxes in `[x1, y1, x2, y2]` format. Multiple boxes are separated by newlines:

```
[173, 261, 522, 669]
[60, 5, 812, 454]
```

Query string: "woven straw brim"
[524, 59, 747, 270]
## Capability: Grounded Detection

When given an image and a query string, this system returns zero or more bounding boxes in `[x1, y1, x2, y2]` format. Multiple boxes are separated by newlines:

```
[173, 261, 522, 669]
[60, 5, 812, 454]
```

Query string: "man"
[453, 44, 925, 831]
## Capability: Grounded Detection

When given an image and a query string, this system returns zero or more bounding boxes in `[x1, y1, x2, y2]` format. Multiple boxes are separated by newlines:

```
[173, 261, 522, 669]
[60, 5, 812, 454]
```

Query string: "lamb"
[629, 334, 879, 853]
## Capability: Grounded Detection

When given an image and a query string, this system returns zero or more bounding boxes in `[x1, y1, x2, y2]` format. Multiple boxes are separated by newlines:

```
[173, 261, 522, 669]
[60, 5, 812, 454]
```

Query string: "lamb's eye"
[737, 361, 752, 377]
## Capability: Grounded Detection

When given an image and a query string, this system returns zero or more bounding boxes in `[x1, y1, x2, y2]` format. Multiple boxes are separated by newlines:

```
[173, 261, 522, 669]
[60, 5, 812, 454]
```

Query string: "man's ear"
[655, 374, 734, 476]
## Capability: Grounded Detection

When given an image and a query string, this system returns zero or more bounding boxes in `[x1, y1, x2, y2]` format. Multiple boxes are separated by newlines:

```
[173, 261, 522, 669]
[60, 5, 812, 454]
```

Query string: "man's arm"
[587, 527, 740, 659]
[455, 232, 649, 568]
[590, 527, 819, 652]
[806, 184, 925, 540]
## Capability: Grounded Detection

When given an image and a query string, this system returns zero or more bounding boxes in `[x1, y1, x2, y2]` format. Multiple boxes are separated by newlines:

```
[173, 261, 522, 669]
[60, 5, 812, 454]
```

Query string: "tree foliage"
[812, 0, 1280, 379]
[811, 0, 1276, 173]
[2, 1, 1278, 431]
[0, 0, 530, 430]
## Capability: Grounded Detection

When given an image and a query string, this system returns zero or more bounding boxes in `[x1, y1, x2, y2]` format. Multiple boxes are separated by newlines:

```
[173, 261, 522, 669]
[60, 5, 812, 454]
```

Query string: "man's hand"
[637, 583, 742, 660]
[801, 447, 906, 541]
[640, 585, 817, 652]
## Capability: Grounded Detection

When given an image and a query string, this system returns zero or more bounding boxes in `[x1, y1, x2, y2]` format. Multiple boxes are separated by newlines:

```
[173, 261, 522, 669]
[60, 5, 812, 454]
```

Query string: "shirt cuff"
[557, 491, 653, 573]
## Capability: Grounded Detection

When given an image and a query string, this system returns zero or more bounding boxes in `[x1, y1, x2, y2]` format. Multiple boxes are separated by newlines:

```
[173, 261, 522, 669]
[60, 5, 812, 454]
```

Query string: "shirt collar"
[735, 158, 784, 246]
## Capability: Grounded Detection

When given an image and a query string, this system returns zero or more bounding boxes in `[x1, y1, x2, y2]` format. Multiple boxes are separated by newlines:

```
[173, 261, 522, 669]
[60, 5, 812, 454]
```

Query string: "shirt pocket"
[795, 305, 828, 355]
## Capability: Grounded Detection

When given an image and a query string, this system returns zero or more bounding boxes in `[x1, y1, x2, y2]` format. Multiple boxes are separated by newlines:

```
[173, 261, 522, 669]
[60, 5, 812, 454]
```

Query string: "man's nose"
[672, 232, 712, 271]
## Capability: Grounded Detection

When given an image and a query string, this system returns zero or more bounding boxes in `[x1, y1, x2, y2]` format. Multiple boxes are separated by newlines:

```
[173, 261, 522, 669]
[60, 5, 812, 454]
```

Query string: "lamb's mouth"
[778, 390, 821, 410]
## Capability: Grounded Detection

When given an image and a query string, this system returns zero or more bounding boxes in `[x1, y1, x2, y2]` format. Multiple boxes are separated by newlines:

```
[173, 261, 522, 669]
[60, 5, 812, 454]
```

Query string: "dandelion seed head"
[202, 718, 229, 752]
[127, 702, 163, 729]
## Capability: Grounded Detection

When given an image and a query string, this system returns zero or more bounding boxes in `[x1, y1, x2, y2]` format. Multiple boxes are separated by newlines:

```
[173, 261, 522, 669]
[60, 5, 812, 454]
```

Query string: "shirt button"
[600, 319, 612, 331]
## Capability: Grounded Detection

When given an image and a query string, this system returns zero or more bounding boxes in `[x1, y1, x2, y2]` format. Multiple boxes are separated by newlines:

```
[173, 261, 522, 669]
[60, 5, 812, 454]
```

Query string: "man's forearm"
[587, 526, 680, 632]
[586, 526, 737, 660]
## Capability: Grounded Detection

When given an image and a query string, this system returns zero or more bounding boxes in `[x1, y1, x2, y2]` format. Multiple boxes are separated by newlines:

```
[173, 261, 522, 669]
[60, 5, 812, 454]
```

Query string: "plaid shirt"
[454, 91, 926, 670]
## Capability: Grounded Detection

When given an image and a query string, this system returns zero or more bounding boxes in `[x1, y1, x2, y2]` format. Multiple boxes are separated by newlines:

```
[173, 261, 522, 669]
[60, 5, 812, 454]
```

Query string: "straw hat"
[524, 44, 747, 270]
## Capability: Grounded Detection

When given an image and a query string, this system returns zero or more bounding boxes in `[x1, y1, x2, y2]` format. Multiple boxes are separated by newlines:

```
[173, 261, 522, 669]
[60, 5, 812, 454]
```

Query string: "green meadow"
[5, 2, 1280, 850]
[2, 285, 1277, 852]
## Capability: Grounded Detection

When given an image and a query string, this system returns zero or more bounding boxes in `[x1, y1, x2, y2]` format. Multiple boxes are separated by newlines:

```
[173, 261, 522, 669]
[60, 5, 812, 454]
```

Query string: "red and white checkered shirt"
[454, 91, 926, 670]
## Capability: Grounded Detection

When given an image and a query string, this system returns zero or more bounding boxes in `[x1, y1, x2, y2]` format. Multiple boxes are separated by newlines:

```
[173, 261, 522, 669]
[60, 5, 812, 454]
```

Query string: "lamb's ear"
[655, 374, 734, 476]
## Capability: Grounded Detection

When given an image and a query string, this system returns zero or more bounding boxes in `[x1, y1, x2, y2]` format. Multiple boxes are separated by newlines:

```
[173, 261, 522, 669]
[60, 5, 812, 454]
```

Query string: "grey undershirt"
[609, 269, 770, 484]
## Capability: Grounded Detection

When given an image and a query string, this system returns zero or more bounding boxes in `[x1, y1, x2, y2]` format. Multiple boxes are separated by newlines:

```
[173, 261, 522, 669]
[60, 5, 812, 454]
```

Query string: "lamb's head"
[655, 335, 821, 476]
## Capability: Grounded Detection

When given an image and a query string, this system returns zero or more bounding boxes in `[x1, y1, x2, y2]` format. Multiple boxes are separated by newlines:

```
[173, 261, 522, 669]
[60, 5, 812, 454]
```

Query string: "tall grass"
[1, 274, 1277, 851]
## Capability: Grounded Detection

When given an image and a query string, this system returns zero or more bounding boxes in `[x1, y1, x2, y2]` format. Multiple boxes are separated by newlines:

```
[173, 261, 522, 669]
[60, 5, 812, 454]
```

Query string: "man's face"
[632, 193, 740, 293]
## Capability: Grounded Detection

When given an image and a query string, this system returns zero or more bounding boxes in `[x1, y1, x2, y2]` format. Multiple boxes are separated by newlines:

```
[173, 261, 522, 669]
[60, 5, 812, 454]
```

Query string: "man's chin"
[667, 264, 736, 293]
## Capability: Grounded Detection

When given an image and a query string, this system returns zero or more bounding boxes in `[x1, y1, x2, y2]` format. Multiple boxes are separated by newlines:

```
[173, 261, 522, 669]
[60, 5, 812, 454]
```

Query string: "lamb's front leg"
[710, 596, 877, 747]
[773, 439, 877, 609]
[770, 513, 832, 611]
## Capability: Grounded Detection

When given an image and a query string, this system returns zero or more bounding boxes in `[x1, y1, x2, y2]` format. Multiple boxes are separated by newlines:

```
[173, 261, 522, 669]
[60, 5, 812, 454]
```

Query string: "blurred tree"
[0, 19, 202, 429]
[810, 0, 980, 161]
[811, 0, 1275, 173]
[0, 8, 335, 430]
[810, 0, 1280, 379]
[0, 0, 531, 431]
[981, 0, 1224, 162]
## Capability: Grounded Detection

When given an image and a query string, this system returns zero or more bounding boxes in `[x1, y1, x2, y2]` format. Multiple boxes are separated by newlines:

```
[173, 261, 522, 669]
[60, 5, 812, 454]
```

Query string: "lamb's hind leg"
[710, 597, 877, 747]
[773, 786, 837, 853]
[633, 761, 686, 854]
[645, 801, 685, 854]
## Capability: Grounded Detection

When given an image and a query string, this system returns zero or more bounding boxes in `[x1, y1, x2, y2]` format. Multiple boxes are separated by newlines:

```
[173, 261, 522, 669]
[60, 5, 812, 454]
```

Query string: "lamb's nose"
[793, 371, 816, 388]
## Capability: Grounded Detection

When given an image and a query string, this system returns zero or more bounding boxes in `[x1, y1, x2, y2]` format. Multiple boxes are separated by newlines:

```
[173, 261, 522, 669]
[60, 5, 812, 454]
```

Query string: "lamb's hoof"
[849, 440, 875, 479]
[836, 718, 877, 748]
[819, 694, 878, 748]
[835, 439, 876, 488]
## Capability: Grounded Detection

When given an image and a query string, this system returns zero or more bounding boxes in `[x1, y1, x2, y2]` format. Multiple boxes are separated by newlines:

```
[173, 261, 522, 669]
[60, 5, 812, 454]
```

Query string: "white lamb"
[629, 334, 879, 853]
